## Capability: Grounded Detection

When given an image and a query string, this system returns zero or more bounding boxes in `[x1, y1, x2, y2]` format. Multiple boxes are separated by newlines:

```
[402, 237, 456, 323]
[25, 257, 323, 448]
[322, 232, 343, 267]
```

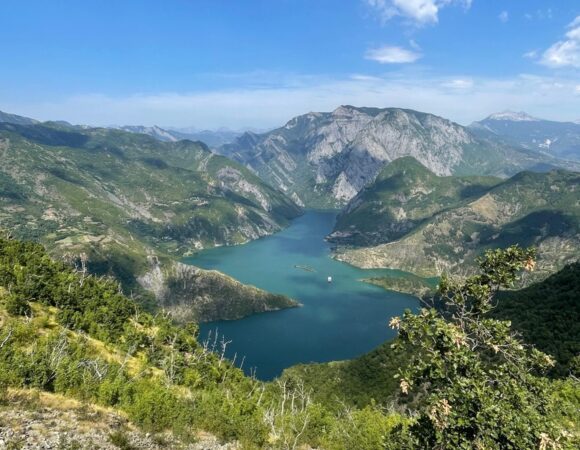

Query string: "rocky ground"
[0, 391, 237, 450]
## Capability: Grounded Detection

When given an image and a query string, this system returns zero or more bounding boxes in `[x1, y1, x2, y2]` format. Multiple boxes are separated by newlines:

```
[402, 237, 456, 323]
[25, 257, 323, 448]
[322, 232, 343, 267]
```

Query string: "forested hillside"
[0, 120, 302, 321]
[493, 262, 580, 376]
[0, 236, 577, 449]
[336, 159, 580, 282]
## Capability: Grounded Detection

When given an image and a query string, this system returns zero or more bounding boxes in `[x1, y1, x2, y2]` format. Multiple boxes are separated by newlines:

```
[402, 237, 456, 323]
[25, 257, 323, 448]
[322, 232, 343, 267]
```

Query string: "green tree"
[391, 246, 565, 449]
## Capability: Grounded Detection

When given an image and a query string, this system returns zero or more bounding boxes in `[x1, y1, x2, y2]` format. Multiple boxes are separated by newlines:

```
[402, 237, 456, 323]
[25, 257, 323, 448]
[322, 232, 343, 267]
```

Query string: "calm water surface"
[186, 210, 418, 380]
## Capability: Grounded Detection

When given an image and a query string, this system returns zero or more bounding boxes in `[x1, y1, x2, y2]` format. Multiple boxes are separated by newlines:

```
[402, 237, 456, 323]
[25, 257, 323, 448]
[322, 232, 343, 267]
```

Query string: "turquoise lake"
[187, 210, 418, 380]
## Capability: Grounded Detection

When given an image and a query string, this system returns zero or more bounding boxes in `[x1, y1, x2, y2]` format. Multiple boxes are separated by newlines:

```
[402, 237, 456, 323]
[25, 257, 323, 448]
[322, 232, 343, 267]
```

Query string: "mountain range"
[470, 111, 580, 161]
[114, 125, 243, 147]
[2, 106, 579, 317]
[0, 118, 301, 321]
[220, 106, 577, 208]
[334, 157, 580, 280]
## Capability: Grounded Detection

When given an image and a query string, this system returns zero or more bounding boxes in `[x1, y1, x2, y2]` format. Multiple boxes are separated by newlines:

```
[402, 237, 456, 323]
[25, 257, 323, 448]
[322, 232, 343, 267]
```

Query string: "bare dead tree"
[263, 379, 313, 449]
[0, 329, 13, 350]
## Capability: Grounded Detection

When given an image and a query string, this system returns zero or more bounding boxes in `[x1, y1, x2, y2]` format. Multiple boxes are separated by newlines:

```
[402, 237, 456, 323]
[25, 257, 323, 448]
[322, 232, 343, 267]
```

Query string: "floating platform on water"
[294, 264, 316, 273]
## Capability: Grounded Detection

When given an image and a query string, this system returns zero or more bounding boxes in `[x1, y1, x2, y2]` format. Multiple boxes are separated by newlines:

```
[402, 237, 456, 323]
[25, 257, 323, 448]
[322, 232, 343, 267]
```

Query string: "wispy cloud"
[523, 50, 538, 60]
[441, 78, 474, 89]
[365, 0, 472, 26]
[540, 15, 580, 68]
[498, 11, 509, 23]
[365, 45, 422, 63]
[8, 73, 579, 129]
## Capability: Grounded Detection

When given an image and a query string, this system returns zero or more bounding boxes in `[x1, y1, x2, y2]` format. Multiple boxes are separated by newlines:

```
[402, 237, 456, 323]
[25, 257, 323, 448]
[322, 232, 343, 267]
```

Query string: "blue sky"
[1, 0, 578, 128]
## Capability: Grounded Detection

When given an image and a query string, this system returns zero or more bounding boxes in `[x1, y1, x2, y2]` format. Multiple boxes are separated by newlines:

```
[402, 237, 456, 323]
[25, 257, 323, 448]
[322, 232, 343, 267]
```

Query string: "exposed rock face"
[221, 106, 571, 207]
[115, 124, 180, 142]
[138, 258, 299, 322]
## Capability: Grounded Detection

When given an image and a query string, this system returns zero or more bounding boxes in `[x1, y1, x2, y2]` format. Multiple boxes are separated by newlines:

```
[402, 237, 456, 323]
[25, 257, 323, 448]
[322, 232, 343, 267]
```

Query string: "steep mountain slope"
[328, 157, 501, 246]
[0, 120, 301, 320]
[221, 105, 573, 207]
[471, 111, 580, 161]
[335, 164, 580, 280]
[493, 262, 580, 376]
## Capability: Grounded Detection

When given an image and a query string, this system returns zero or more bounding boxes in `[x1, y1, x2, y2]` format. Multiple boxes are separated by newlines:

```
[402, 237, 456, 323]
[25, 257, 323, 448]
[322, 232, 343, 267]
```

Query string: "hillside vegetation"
[493, 262, 580, 376]
[335, 157, 580, 281]
[0, 235, 577, 449]
[0, 120, 302, 321]
[0, 233, 411, 449]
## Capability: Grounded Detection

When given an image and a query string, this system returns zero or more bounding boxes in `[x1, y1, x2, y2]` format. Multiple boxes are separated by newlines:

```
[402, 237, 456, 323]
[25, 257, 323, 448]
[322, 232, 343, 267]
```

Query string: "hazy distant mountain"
[222, 105, 575, 207]
[114, 125, 180, 142]
[0, 110, 39, 126]
[470, 111, 580, 161]
[167, 127, 244, 147]
[113, 125, 242, 147]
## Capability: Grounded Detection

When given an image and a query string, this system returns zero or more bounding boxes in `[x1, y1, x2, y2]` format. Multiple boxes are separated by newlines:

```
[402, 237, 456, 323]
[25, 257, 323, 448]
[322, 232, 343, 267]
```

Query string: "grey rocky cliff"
[221, 106, 562, 207]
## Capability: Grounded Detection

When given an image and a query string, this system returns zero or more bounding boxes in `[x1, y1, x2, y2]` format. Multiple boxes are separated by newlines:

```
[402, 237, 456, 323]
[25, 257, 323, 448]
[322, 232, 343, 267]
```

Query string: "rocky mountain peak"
[221, 106, 571, 207]
[486, 111, 540, 122]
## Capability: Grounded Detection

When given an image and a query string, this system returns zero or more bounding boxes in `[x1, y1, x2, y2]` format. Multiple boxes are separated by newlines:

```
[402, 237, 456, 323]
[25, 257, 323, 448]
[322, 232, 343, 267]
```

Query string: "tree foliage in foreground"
[392, 246, 571, 449]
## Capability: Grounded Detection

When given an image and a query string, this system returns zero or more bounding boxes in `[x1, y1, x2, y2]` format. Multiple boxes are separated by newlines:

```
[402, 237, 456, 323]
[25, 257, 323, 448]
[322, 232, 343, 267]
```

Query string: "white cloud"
[9, 73, 580, 129]
[540, 16, 580, 68]
[441, 78, 474, 89]
[365, 0, 471, 25]
[524, 9, 553, 21]
[365, 45, 422, 63]
[498, 11, 509, 23]
[575, 85, 580, 95]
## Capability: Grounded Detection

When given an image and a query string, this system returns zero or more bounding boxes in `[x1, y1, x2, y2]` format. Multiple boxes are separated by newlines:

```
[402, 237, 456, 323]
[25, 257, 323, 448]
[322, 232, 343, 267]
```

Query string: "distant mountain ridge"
[0, 110, 39, 126]
[114, 125, 243, 147]
[0, 110, 242, 148]
[486, 111, 540, 122]
[221, 105, 577, 208]
[113, 124, 181, 142]
[470, 111, 580, 161]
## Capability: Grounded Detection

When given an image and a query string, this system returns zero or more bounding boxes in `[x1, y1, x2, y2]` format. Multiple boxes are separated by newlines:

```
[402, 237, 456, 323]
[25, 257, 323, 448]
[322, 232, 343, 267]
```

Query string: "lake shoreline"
[187, 210, 419, 380]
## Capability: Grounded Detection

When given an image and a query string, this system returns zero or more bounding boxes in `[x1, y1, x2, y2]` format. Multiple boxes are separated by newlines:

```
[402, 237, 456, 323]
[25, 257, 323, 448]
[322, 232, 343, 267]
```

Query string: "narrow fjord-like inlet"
[187, 210, 418, 380]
